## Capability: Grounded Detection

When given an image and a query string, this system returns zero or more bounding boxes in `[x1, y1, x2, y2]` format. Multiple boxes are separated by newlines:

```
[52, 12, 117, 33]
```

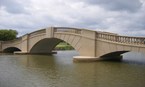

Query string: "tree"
[0, 29, 18, 41]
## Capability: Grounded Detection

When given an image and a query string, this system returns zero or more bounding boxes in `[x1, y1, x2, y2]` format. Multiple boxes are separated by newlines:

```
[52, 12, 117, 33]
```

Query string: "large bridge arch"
[20, 27, 96, 58]
[54, 32, 82, 54]
[29, 37, 80, 54]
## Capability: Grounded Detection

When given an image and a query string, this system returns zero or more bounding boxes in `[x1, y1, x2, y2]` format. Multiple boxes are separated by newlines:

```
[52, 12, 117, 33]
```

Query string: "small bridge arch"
[3, 47, 21, 53]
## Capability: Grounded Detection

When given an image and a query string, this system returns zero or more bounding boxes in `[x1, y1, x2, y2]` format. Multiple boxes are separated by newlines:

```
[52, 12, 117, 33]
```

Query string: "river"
[0, 51, 145, 87]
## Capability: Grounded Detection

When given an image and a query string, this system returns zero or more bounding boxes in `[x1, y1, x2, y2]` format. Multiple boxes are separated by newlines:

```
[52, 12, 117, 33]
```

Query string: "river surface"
[0, 51, 145, 87]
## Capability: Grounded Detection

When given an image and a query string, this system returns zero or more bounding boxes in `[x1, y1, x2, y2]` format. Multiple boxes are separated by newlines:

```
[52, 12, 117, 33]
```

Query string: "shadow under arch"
[100, 51, 129, 61]
[3, 47, 21, 53]
[30, 38, 77, 54]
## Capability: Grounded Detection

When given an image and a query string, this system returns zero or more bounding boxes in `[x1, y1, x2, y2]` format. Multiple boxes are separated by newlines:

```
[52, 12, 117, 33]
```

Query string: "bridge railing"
[54, 27, 82, 34]
[97, 32, 145, 45]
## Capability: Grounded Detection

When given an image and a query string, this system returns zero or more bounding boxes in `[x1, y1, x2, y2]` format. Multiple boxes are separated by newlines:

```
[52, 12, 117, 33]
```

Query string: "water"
[0, 51, 145, 87]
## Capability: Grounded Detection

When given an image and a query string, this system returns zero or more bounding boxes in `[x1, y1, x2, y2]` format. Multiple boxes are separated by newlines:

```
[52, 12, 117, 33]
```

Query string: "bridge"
[0, 27, 145, 62]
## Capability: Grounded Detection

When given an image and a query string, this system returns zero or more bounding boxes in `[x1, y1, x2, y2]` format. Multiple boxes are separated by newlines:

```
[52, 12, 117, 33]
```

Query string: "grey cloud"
[119, 11, 145, 31]
[80, 0, 142, 12]
[0, 0, 145, 37]
[0, 0, 27, 14]
[74, 18, 109, 29]
[126, 18, 145, 32]
[108, 13, 145, 36]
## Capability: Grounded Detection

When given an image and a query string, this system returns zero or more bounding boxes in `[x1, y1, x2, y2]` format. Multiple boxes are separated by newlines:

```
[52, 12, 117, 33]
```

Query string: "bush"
[0, 29, 18, 41]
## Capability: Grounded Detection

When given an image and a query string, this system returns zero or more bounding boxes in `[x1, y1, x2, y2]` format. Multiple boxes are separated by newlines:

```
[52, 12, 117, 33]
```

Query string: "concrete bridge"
[0, 27, 145, 62]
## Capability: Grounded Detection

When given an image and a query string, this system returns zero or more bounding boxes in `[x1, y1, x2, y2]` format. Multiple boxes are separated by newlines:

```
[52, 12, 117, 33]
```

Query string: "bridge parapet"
[29, 29, 46, 38]
[54, 27, 82, 34]
[97, 32, 145, 45]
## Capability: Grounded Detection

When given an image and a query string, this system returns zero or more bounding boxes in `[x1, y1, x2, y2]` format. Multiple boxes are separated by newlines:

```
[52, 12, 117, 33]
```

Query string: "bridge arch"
[99, 51, 129, 61]
[99, 48, 145, 61]
[3, 47, 21, 53]
[100, 51, 129, 57]
[30, 38, 79, 54]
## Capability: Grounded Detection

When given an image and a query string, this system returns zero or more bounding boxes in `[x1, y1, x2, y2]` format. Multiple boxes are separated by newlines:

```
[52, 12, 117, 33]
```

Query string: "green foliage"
[55, 42, 74, 50]
[0, 29, 18, 41]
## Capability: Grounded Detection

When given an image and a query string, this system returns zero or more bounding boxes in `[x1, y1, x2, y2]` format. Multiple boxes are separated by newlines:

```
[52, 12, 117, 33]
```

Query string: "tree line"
[0, 29, 18, 41]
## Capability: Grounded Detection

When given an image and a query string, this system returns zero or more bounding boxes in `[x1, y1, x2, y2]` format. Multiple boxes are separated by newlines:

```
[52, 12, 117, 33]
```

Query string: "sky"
[0, 0, 145, 36]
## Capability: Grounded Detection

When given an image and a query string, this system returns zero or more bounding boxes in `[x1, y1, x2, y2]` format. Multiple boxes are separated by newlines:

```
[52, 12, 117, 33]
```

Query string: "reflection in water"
[123, 52, 145, 65]
[0, 51, 145, 87]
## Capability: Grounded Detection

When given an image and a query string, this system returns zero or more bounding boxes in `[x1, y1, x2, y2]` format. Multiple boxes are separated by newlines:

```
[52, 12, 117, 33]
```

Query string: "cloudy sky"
[0, 0, 145, 36]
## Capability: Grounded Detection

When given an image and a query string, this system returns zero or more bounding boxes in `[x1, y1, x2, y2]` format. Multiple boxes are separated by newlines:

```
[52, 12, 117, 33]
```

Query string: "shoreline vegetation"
[54, 42, 74, 50]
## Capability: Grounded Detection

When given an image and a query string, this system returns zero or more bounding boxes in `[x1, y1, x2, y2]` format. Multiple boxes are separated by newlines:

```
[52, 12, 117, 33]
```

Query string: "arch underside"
[3, 47, 21, 53]
[100, 51, 129, 61]
[30, 38, 76, 54]
[30, 38, 62, 54]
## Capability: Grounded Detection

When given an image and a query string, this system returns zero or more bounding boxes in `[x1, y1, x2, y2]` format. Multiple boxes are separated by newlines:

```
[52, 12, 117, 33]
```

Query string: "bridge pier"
[72, 29, 98, 62]
[0, 41, 2, 53]
[21, 34, 29, 53]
